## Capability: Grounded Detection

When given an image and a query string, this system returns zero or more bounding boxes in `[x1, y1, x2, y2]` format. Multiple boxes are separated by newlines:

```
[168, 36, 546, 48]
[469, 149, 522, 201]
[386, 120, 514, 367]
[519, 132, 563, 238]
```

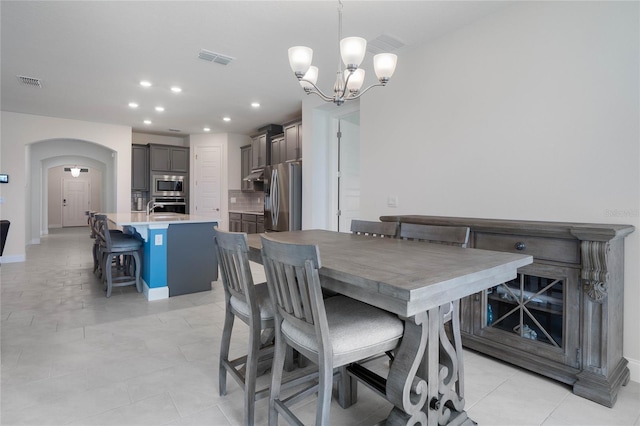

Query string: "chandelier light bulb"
[373, 53, 398, 83]
[300, 66, 319, 91]
[344, 69, 365, 93]
[288, 46, 313, 78]
[340, 37, 367, 71]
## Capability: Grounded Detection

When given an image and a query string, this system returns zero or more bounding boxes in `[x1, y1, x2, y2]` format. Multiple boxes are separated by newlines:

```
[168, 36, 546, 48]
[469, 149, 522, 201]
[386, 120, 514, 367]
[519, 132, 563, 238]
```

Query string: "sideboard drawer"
[474, 232, 580, 264]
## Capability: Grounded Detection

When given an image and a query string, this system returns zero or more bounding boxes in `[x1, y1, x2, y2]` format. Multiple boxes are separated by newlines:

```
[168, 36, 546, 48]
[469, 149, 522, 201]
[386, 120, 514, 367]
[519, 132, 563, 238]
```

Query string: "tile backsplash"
[228, 190, 263, 212]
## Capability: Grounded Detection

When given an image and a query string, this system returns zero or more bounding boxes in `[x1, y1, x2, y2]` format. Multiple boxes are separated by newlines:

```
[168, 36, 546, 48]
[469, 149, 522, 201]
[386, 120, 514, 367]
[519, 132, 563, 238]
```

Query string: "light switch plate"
[155, 234, 163, 246]
[387, 196, 398, 208]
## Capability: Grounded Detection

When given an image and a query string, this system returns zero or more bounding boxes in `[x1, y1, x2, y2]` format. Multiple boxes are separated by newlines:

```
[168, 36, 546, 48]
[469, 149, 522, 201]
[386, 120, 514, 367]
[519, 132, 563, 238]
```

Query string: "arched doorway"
[28, 139, 115, 242]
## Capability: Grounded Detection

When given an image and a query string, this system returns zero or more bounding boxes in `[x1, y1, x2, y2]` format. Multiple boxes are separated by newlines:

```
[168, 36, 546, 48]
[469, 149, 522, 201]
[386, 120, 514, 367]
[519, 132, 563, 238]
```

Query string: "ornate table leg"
[385, 302, 475, 426]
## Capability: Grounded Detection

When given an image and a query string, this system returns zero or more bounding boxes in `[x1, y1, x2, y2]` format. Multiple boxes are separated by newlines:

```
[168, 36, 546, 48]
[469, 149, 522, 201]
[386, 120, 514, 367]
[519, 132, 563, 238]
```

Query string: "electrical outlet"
[155, 234, 163, 246]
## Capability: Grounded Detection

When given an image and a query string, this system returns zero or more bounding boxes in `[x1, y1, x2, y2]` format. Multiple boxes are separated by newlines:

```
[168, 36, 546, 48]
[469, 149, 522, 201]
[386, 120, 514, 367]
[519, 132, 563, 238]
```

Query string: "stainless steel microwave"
[152, 174, 186, 197]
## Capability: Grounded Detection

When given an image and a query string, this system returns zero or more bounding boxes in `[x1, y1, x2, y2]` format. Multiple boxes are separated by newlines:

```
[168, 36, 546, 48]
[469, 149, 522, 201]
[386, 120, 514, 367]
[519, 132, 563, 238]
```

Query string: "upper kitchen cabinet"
[150, 144, 189, 173]
[251, 124, 283, 170]
[251, 134, 268, 170]
[270, 134, 285, 166]
[131, 144, 149, 190]
[284, 121, 302, 161]
[240, 144, 254, 192]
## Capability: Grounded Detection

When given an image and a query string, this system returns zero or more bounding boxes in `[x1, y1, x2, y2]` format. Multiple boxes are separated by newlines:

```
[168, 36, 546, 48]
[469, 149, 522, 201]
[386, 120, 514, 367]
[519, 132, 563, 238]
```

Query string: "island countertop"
[106, 212, 221, 226]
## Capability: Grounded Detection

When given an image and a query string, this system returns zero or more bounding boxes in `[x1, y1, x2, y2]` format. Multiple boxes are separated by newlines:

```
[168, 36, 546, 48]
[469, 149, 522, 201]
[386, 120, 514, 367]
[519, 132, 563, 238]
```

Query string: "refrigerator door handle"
[271, 169, 279, 227]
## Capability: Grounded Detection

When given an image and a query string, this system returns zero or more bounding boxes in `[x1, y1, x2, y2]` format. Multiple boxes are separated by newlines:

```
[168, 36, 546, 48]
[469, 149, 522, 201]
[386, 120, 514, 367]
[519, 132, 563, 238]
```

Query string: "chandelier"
[288, 1, 397, 106]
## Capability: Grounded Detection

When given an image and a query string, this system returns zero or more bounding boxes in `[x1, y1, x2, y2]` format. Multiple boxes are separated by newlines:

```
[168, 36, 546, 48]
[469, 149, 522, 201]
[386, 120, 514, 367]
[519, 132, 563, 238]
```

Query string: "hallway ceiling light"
[70, 166, 81, 178]
[287, 0, 397, 106]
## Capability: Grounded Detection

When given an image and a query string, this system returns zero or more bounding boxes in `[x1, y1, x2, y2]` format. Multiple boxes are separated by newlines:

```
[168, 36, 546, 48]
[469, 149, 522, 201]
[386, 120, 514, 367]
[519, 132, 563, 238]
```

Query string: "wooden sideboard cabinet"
[380, 215, 634, 407]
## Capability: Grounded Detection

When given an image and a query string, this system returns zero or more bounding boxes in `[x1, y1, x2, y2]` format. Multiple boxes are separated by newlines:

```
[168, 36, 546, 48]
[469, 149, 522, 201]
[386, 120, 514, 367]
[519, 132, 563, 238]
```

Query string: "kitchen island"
[106, 212, 219, 300]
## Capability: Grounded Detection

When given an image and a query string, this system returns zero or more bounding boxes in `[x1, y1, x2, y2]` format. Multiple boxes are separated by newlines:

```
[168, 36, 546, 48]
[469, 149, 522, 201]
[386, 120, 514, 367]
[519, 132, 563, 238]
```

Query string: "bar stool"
[95, 214, 142, 297]
[90, 211, 124, 276]
[350, 219, 397, 238]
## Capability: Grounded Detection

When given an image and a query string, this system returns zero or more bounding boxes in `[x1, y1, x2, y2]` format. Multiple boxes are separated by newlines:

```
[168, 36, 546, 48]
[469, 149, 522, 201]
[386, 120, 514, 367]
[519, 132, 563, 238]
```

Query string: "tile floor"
[1, 227, 638, 426]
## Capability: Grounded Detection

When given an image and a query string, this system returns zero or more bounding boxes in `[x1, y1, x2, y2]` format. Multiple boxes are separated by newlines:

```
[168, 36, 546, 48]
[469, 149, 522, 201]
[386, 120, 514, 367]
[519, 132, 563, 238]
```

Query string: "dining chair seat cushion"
[230, 282, 275, 321]
[281, 295, 403, 360]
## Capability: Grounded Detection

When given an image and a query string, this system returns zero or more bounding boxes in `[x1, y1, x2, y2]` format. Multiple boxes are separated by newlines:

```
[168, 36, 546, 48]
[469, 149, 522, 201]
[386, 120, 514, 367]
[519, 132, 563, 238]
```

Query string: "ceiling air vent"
[198, 49, 234, 65]
[367, 34, 405, 55]
[17, 75, 43, 88]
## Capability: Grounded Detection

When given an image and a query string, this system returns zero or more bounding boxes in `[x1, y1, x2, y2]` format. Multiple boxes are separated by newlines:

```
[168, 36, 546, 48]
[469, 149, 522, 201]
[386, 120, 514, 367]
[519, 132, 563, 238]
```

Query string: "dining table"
[247, 229, 532, 426]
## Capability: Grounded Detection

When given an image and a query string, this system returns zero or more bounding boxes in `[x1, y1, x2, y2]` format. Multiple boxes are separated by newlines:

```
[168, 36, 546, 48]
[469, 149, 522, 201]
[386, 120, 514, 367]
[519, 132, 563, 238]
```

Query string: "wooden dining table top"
[246, 229, 532, 317]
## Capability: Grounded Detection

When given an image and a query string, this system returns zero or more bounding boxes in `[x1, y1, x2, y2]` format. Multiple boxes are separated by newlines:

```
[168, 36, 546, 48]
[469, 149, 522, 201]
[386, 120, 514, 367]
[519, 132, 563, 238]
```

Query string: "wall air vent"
[168, 128, 181, 132]
[16, 75, 43, 88]
[198, 49, 234, 65]
[367, 34, 405, 55]
[63, 167, 89, 173]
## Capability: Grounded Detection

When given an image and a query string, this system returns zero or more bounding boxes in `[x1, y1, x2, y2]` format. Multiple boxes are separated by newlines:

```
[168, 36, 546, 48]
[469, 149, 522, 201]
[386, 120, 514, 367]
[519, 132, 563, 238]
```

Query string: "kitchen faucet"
[146, 200, 164, 215]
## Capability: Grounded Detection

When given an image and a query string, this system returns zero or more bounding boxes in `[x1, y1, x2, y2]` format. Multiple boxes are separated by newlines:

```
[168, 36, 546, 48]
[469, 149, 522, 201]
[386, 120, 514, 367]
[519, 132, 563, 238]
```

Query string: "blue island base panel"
[142, 226, 169, 300]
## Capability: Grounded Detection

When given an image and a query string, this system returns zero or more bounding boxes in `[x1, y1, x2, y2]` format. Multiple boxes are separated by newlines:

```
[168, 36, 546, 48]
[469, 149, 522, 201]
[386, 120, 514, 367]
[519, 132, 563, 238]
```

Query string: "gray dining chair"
[214, 228, 276, 426]
[260, 234, 404, 425]
[399, 222, 470, 247]
[350, 219, 397, 238]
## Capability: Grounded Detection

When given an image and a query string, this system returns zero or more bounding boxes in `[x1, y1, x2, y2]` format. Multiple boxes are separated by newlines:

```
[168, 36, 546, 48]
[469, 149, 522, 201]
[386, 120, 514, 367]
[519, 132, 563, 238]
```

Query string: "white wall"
[0, 111, 132, 260]
[132, 132, 187, 146]
[357, 2, 639, 380]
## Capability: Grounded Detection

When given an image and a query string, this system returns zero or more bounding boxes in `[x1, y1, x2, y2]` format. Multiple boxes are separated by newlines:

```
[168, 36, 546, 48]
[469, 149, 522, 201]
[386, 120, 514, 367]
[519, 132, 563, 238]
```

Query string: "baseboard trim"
[143, 280, 169, 301]
[628, 357, 639, 384]
[0, 254, 26, 264]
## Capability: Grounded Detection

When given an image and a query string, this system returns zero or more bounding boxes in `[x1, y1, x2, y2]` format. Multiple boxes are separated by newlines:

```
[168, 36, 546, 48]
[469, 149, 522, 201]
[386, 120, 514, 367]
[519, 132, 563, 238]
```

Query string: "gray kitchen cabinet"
[257, 215, 264, 234]
[240, 145, 254, 191]
[241, 213, 258, 234]
[250, 124, 283, 169]
[380, 214, 634, 408]
[150, 144, 189, 172]
[229, 213, 242, 232]
[251, 134, 267, 170]
[284, 121, 302, 161]
[131, 144, 149, 190]
[270, 134, 284, 165]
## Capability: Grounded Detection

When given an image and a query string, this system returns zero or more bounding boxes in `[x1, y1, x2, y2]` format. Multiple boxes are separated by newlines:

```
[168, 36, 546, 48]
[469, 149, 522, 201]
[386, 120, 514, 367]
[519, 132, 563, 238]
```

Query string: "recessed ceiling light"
[251, 102, 260, 108]
[143, 120, 152, 125]
[140, 80, 152, 87]
[155, 106, 165, 112]
[203, 127, 211, 132]
[171, 86, 182, 93]
[223, 117, 231, 122]
[128, 102, 139, 108]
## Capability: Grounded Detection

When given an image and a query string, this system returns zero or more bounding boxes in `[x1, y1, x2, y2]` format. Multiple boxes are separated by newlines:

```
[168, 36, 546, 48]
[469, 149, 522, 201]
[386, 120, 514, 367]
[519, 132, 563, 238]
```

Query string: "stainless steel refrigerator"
[264, 162, 301, 232]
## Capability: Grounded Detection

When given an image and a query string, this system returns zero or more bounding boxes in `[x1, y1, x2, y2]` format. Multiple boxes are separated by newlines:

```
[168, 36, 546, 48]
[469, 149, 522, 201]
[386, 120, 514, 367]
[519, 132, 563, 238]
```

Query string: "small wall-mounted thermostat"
[0, 174, 8, 183]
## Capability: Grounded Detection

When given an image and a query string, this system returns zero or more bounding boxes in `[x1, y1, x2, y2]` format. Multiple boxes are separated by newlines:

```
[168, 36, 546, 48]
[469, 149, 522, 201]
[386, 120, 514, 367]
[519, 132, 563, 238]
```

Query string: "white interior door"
[62, 178, 89, 227]
[194, 145, 222, 220]
[337, 115, 361, 233]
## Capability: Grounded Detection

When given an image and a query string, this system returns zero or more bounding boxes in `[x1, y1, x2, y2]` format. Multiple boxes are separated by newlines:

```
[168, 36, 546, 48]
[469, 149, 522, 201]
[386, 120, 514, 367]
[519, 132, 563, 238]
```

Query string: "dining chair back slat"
[399, 222, 470, 247]
[350, 219, 397, 238]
